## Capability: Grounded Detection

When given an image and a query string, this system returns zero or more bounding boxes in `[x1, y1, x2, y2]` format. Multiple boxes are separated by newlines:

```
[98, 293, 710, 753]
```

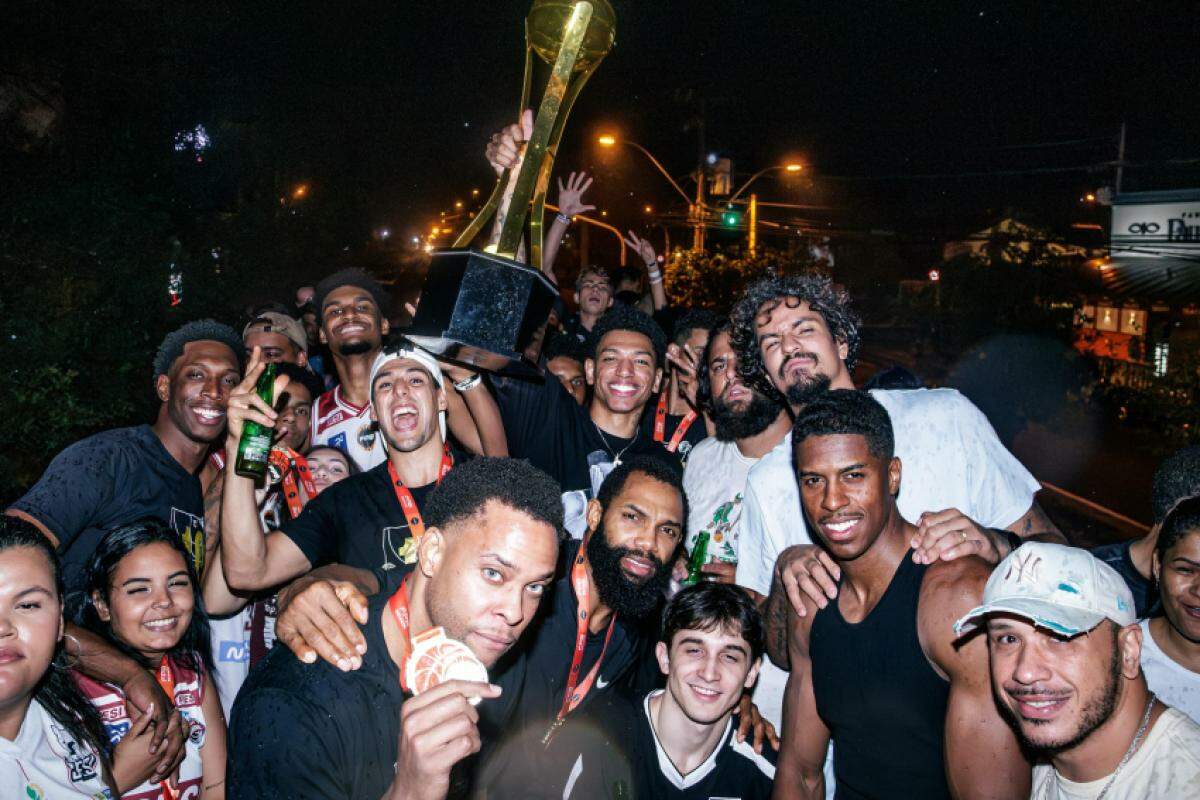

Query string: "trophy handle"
[495, 1, 594, 258]
[528, 57, 602, 270]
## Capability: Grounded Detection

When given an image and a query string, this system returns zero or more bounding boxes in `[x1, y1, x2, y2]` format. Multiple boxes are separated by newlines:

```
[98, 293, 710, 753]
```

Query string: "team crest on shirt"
[677, 439, 694, 465]
[48, 721, 100, 784]
[169, 506, 206, 575]
[381, 526, 415, 570]
[357, 423, 378, 451]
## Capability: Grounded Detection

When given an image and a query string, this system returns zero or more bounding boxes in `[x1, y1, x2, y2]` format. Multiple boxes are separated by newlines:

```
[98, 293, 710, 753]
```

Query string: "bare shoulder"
[921, 555, 991, 612]
[918, 557, 991, 673]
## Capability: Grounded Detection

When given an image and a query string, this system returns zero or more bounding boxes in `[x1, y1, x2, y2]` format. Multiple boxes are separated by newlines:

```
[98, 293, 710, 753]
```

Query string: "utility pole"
[693, 168, 706, 250]
[748, 193, 758, 255]
[1115, 121, 1127, 195]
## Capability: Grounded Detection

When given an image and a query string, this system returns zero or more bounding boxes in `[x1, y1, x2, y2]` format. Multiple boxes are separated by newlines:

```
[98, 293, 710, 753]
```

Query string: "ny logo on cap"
[1005, 550, 1042, 585]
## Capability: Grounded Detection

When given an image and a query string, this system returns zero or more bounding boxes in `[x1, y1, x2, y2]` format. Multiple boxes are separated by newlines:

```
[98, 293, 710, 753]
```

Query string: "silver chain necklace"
[593, 421, 639, 465]
[1086, 693, 1157, 800]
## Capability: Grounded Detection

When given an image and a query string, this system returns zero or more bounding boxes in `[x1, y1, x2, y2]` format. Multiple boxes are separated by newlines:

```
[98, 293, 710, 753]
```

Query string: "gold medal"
[404, 626, 488, 704]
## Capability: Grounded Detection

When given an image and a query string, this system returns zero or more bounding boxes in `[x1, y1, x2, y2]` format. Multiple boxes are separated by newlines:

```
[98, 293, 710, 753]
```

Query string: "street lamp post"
[598, 134, 703, 250]
[728, 163, 802, 204]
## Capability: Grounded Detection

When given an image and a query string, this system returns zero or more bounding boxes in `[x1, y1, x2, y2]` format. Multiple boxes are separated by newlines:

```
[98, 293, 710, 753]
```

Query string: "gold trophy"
[407, 1, 615, 374]
[452, 0, 617, 267]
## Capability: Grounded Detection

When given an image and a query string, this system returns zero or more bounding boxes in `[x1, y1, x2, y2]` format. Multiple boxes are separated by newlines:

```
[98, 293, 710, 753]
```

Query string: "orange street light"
[785, 163, 804, 173]
[455, 201, 464, 209]
[471, 188, 480, 197]
[597, 134, 617, 147]
[643, 205, 653, 213]
[292, 183, 309, 200]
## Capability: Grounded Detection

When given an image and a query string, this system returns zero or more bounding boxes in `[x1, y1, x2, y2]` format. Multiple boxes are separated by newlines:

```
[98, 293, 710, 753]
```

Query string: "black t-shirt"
[281, 448, 465, 573]
[543, 690, 776, 800]
[639, 407, 708, 470]
[1091, 540, 1157, 618]
[468, 538, 664, 798]
[561, 313, 591, 343]
[229, 583, 520, 799]
[10, 425, 205, 593]
[493, 374, 684, 498]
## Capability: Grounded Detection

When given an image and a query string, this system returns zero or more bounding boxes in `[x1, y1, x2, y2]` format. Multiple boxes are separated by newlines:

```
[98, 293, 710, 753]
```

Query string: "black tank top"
[810, 551, 951, 800]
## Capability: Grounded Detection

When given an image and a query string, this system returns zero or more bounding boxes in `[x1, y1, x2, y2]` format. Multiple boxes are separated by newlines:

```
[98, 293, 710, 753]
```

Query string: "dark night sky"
[12, 1, 1200, 258]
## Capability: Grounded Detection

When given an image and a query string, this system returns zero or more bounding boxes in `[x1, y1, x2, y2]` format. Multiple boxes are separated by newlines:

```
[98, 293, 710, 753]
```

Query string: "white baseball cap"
[369, 343, 446, 443]
[953, 542, 1136, 639]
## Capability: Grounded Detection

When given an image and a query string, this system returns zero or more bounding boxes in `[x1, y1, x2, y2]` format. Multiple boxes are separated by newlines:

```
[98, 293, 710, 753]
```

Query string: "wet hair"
[1157, 495, 1200, 565]
[586, 303, 667, 368]
[276, 363, 325, 402]
[792, 389, 894, 461]
[307, 445, 361, 477]
[662, 582, 766, 663]
[0, 517, 115, 788]
[673, 308, 722, 347]
[542, 332, 588, 367]
[152, 319, 244, 379]
[424, 457, 564, 534]
[696, 321, 732, 412]
[596, 456, 687, 524]
[71, 519, 212, 676]
[314, 268, 391, 324]
[575, 265, 611, 291]
[1152, 446, 1200, 524]
[728, 273, 861, 397]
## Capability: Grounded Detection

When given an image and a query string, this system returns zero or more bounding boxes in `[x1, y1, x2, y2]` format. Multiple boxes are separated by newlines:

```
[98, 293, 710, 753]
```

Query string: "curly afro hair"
[728, 273, 861, 398]
[586, 303, 667, 368]
[542, 332, 589, 367]
[424, 457, 564, 536]
[314, 268, 391, 324]
[1152, 445, 1200, 524]
[153, 319, 244, 380]
[792, 389, 894, 462]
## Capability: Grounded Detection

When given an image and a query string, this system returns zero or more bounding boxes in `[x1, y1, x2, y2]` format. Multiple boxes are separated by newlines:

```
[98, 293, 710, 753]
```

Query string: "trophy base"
[406, 249, 558, 378]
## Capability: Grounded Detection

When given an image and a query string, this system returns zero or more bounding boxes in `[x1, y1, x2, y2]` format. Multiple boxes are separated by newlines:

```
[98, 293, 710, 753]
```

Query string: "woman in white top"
[1143, 495, 1200, 722]
[0, 516, 160, 798]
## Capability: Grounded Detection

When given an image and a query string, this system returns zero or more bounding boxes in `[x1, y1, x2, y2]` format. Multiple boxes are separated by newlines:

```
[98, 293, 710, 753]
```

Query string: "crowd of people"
[2, 122, 1199, 800]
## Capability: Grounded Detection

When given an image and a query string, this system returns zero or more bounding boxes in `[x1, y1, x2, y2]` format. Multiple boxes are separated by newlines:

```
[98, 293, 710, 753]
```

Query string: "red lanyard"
[154, 657, 180, 800]
[387, 445, 453, 541]
[386, 575, 415, 693]
[269, 447, 318, 517]
[653, 393, 698, 453]
[544, 533, 616, 746]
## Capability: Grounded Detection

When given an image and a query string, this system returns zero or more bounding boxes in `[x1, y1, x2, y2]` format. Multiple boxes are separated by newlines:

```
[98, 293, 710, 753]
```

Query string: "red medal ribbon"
[653, 393, 698, 453]
[269, 447, 318, 518]
[387, 445, 453, 542]
[387, 575, 415, 693]
[545, 533, 615, 745]
[154, 657, 180, 800]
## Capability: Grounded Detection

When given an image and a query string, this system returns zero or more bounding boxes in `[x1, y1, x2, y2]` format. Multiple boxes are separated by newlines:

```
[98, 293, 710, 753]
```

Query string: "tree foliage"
[663, 248, 822, 313]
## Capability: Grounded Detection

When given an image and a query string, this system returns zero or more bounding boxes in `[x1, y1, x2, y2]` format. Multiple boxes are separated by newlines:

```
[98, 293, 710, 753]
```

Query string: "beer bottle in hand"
[682, 530, 710, 586]
[235, 362, 277, 480]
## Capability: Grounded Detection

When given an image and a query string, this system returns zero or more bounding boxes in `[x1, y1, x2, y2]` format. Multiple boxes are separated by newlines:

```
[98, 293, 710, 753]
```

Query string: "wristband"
[555, 213, 573, 225]
[646, 270, 663, 284]
[454, 374, 482, 392]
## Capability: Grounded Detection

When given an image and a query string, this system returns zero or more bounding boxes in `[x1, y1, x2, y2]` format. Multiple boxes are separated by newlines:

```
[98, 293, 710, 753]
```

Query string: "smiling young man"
[547, 582, 776, 799]
[309, 268, 393, 469]
[228, 457, 564, 800]
[8, 319, 243, 590]
[728, 274, 1063, 666]
[217, 343, 466, 612]
[495, 303, 684, 537]
[956, 542, 1200, 799]
[774, 390, 1029, 800]
[560, 266, 616, 343]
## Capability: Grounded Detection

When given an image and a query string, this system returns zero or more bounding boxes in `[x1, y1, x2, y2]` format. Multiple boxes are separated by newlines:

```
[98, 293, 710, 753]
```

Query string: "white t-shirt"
[1140, 619, 1200, 724]
[736, 388, 1041, 596]
[0, 698, 113, 799]
[1030, 706, 1200, 799]
[682, 437, 760, 562]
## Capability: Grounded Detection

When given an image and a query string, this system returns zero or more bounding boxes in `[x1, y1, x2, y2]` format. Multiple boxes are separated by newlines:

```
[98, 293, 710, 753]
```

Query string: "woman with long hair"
[0, 515, 138, 797]
[71, 518, 225, 799]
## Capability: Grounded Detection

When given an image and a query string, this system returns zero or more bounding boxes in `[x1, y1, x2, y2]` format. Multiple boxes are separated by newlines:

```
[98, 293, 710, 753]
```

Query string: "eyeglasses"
[580, 281, 612, 293]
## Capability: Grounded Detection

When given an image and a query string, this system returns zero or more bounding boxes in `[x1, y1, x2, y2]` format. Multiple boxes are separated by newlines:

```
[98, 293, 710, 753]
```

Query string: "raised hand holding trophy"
[406, 1, 616, 375]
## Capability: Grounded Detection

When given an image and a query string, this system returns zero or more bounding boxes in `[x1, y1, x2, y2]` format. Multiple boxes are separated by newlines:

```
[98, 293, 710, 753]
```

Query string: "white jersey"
[0, 698, 113, 799]
[682, 437, 760, 563]
[736, 387, 1041, 596]
[311, 385, 385, 470]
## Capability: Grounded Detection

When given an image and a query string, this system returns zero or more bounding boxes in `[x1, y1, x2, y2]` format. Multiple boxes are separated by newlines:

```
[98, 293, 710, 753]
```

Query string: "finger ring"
[959, 531, 967, 543]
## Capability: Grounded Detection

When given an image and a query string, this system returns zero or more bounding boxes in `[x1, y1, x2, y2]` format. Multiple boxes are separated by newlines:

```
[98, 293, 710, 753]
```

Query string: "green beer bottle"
[682, 530, 710, 586]
[234, 362, 277, 480]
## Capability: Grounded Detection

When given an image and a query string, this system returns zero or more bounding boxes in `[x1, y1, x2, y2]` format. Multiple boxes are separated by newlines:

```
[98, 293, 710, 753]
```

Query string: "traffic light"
[722, 206, 741, 227]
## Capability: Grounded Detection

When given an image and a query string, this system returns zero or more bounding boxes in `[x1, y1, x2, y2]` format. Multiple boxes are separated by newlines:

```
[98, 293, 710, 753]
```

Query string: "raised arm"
[440, 362, 508, 457]
[219, 350, 311, 592]
[773, 601, 830, 800]
[623, 230, 667, 311]
[922, 560, 1031, 799]
[543, 171, 596, 282]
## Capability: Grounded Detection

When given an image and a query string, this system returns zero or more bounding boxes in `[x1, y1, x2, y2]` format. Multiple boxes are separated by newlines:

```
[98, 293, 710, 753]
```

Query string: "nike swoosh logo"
[595, 676, 609, 689]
